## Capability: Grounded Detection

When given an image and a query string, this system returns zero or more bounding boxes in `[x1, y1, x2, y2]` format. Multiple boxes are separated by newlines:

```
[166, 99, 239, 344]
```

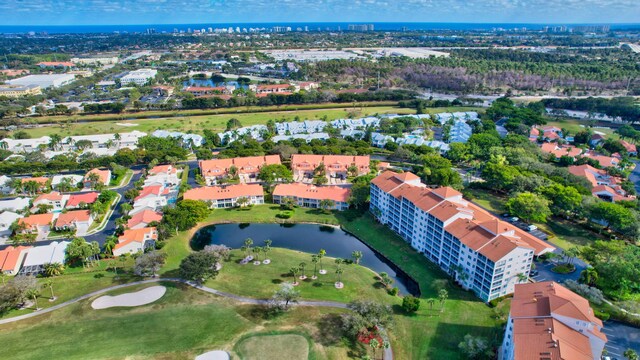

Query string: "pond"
[191, 223, 419, 295]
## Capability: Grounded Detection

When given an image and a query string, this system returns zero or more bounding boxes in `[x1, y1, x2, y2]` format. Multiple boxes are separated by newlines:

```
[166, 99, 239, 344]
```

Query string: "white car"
[527, 225, 538, 232]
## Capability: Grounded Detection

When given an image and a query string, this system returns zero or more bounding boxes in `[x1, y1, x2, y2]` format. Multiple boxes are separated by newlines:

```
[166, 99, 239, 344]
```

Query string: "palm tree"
[351, 250, 363, 265]
[9, 178, 23, 194]
[580, 267, 599, 286]
[311, 255, 319, 279]
[26, 288, 40, 310]
[335, 267, 344, 286]
[113, 133, 121, 147]
[427, 298, 436, 311]
[289, 267, 300, 285]
[44, 279, 56, 301]
[86, 172, 102, 190]
[48, 134, 62, 150]
[516, 273, 529, 283]
[43, 262, 64, 277]
[438, 289, 449, 313]
[253, 246, 263, 261]
[120, 203, 133, 217]
[299, 262, 307, 279]
[241, 245, 248, 257]
[244, 238, 253, 258]
[318, 249, 327, 274]
[564, 247, 580, 266]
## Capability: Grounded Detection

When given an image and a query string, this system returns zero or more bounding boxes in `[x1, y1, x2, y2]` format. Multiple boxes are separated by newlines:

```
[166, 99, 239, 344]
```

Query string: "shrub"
[594, 309, 610, 321]
[402, 295, 421, 313]
[276, 211, 292, 219]
[388, 287, 399, 296]
[563, 280, 605, 305]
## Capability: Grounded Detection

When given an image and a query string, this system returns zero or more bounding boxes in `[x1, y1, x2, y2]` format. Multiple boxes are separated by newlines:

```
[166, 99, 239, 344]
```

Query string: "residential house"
[271, 133, 330, 143]
[20, 177, 50, 193]
[113, 227, 158, 257]
[529, 125, 563, 142]
[0, 211, 23, 241]
[32, 191, 69, 211]
[275, 120, 327, 135]
[330, 117, 380, 130]
[272, 183, 351, 210]
[20, 241, 70, 274]
[84, 168, 111, 188]
[620, 140, 637, 156]
[253, 84, 292, 95]
[51, 174, 84, 189]
[145, 165, 181, 187]
[127, 210, 163, 229]
[569, 164, 634, 202]
[133, 185, 171, 210]
[199, 155, 281, 185]
[589, 134, 606, 147]
[501, 281, 607, 360]
[0, 175, 12, 195]
[66, 192, 99, 209]
[54, 210, 93, 235]
[183, 184, 264, 208]
[290, 154, 370, 180]
[59, 131, 146, 152]
[370, 170, 554, 302]
[0, 197, 31, 212]
[371, 133, 395, 148]
[540, 143, 584, 159]
[152, 85, 175, 97]
[217, 125, 268, 144]
[448, 120, 473, 143]
[18, 213, 55, 239]
[184, 86, 235, 96]
[152, 130, 204, 148]
[0, 246, 31, 275]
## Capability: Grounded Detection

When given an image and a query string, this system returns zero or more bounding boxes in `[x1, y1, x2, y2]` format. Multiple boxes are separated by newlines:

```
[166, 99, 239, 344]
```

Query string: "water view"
[191, 223, 419, 295]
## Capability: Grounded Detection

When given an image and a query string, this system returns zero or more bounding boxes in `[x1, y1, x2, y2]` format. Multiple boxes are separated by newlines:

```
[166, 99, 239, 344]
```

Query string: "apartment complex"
[0, 84, 42, 98]
[290, 154, 370, 181]
[370, 171, 554, 302]
[183, 184, 264, 208]
[273, 183, 350, 210]
[199, 155, 281, 185]
[501, 281, 607, 360]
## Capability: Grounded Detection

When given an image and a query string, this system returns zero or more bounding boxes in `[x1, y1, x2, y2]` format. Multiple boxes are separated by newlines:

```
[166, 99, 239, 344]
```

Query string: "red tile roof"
[115, 227, 158, 251]
[291, 154, 370, 173]
[85, 168, 111, 185]
[273, 183, 351, 203]
[66, 192, 99, 208]
[37, 61, 75, 67]
[21, 177, 49, 185]
[55, 210, 91, 228]
[0, 246, 31, 272]
[19, 213, 54, 227]
[34, 191, 64, 203]
[148, 165, 177, 175]
[199, 155, 281, 178]
[134, 185, 169, 201]
[183, 184, 264, 201]
[127, 210, 163, 228]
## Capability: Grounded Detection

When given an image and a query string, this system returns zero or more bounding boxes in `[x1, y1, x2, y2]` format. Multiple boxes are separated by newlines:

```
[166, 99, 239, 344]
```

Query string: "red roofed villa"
[183, 184, 264, 208]
[113, 227, 158, 257]
[290, 154, 370, 181]
[66, 192, 99, 209]
[54, 210, 93, 235]
[199, 155, 281, 185]
[127, 210, 163, 229]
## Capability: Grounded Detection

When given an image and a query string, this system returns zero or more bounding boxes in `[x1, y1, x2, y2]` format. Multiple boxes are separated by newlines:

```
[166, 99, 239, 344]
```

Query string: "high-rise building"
[370, 171, 555, 302]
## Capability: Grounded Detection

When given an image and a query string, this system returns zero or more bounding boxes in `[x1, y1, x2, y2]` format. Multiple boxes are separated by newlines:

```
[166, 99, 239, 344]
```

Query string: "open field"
[17, 105, 482, 138]
[235, 333, 310, 360]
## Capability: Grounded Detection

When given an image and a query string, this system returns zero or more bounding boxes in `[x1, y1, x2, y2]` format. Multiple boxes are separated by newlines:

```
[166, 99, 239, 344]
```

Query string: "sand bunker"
[195, 350, 230, 360]
[91, 286, 166, 309]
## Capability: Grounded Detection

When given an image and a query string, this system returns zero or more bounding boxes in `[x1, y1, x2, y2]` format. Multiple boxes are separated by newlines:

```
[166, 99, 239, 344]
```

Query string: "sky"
[0, 0, 638, 25]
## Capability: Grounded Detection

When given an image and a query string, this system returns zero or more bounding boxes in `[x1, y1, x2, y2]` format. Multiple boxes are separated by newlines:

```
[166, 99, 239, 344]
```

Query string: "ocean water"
[1, 22, 638, 34]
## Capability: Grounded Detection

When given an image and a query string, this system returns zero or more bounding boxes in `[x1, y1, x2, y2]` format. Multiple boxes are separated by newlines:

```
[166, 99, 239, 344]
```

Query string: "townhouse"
[58, 131, 146, 152]
[370, 171, 554, 302]
[54, 210, 93, 235]
[20, 241, 70, 274]
[0, 136, 51, 153]
[217, 124, 268, 144]
[152, 130, 204, 148]
[0, 246, 31, 275]
[131, 185, 172, 214]
[501, 281, 607, 360]
[275, 120, 327, 135]
[113, 227, 158, 257]
[199, 155, 281, 185]
[183, 184, 264, 208]
[290, 154, 370, 181]
[272, 183, 351, 210]
[51, 174, 84, 189]
[569, 164, 635, 202]
[145, 165, 181, 187]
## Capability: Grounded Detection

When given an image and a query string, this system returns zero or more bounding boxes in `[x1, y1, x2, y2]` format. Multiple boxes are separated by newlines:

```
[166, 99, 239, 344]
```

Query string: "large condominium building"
[370, 171, 554, 302]
[183, 184, 264, 208]
[0, 84, 42, 98]
[120, 69, 157, 86]
[290, 155, 370, 181]
[199, 155, 281, 185]
[501, 281, 607, 360]
[273, 183, 351, 210]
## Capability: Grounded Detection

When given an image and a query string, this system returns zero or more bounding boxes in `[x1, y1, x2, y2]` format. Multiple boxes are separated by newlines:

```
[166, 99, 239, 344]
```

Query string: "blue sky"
[1, 0, 638, 25]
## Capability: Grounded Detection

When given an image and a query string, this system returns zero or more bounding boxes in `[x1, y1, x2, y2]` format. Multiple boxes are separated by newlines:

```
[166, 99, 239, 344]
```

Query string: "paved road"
[602, 320, 640, 356]
[0, 277, 393, 359]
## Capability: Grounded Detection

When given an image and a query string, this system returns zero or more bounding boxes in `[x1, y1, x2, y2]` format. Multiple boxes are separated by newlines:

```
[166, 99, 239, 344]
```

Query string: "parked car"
[527, 225, 538, 232]
[502, 213, 510, 218]
[510, 217, 519, 223]
[529, 269, 539, 277]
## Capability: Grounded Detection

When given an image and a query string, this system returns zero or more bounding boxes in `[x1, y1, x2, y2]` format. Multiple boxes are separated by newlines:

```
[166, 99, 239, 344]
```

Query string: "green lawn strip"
[206, 248, 395, 304]
[233, 332, 312, 360]
[18, 106, 482, 138]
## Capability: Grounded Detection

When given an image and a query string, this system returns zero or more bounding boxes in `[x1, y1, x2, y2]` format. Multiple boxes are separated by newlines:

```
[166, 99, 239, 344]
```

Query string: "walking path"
[0, 278, 393, 359]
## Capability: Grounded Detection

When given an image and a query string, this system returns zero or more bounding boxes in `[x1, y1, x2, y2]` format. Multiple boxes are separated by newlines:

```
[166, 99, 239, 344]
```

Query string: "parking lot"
[500, 214, 548, 241]
[602, 321, 640, 358]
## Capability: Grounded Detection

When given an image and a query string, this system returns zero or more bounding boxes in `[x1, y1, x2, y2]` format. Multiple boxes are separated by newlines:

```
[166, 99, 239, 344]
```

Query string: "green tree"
[579, 267, 599, 286]
[539, 184, 582, 216]
[351, 250, 363, 265]
[271, 282, 300, 310]
[458, 334, 493, 360]
[319, 199, 335, 213]
[402, 295, 421, 313]
[179, 251, 220, 285]
[258, 164, 292, 183]
[134, 251, 167, 277]
[507, 192, 552, 223]
[43, 262, 65, 277]
[624, 349, 639, 360]
[590, 201, 637, 232]
[438, 289, 448, 312]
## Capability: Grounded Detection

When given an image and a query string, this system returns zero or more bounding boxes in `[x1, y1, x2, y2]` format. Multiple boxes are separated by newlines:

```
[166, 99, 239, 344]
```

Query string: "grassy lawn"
[235, 333, 310, 360]
[17, 105, 482, 138]
[546, 118, 618, 139]
[206, 248, 395, 303]
[0, 282, 354, 360]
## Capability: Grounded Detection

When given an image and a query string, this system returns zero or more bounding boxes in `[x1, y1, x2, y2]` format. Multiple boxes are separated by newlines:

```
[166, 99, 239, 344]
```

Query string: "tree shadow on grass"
[316, 313, 344, 346]
[272, 279, 283, 284]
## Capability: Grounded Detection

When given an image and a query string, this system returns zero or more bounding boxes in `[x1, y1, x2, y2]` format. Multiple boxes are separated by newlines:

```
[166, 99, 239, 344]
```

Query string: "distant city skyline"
[0, 0, 639, 25]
